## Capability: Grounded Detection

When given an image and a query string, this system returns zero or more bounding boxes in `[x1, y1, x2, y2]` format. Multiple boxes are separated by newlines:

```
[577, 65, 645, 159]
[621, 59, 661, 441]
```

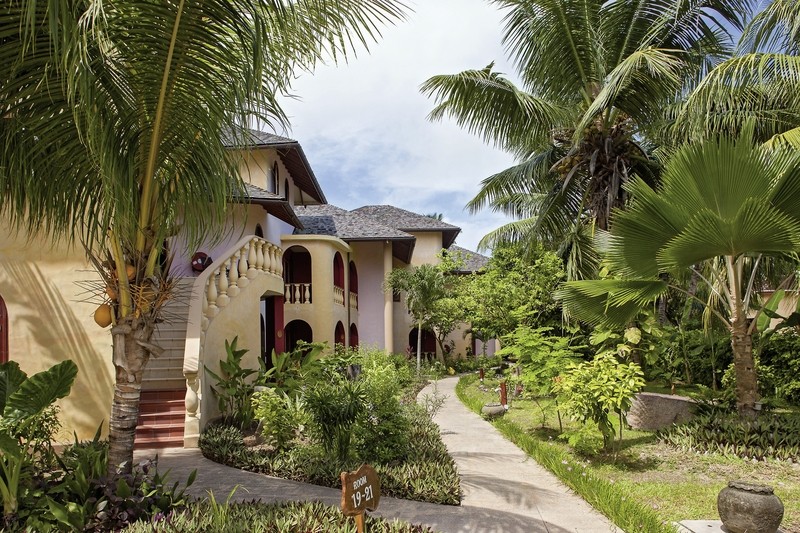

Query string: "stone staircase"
[136, 278, 193, 449]
[135, 389, 185, 449]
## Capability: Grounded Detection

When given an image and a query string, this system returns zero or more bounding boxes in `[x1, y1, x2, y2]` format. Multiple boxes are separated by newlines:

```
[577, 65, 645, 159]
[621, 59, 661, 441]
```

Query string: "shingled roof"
[351, 205, 461, 248]
[293, 205, 415, 263]
[228, 183, 303, 228]
[446, 245, 490, 273]
[223, 128, 326, 205]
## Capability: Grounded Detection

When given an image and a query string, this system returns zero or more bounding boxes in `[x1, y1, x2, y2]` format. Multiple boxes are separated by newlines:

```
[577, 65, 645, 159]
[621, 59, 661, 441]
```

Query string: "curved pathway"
[140, 376, 618, 532]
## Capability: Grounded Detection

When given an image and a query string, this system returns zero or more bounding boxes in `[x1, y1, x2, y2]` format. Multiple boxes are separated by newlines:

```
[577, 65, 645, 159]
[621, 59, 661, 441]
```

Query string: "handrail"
[181, 235, 283, 445]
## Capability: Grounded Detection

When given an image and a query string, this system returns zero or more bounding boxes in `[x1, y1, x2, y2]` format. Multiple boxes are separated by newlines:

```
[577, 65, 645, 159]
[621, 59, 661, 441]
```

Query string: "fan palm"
[421, 0, 751, 278]
[557, 128, 800, 417]
[1, 0, 406, 472]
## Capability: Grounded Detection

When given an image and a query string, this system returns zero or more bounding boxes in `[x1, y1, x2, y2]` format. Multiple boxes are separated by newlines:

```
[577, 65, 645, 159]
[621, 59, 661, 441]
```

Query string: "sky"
[276, 0, 519, 253]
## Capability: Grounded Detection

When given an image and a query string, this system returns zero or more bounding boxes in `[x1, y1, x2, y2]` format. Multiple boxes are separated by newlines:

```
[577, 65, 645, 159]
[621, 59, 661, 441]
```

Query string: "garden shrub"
[304, 378, 366, 462]
[204, 337, 260, 428]
[251, 389, 305, 451]
[559, 426, 604, 457]
[658, 408, 800, 461]
[123, 500, 434, 532]
[552, 351, 645, 449]
[757, 331, 800, 405]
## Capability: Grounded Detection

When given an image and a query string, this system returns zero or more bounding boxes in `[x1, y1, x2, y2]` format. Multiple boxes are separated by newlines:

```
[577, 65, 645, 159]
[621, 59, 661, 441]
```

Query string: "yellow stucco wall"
[281, 236, 353, 349]
[408, 232, 443, 267]
[0, 228, 115, 441]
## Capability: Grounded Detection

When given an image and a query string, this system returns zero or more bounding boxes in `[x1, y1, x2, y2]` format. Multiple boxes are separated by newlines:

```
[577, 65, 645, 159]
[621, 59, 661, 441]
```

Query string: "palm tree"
[672, 0, 800, 146]
[557, 128, 800, 417]
[384, 264, 447, 372]
[1, 0, 406, 473]
[421, 0, 750, 279]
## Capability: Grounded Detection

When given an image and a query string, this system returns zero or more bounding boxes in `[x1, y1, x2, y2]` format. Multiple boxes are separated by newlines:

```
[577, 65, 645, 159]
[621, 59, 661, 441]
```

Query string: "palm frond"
[556, 279, 668, 327]
[421, 64, 565, 157]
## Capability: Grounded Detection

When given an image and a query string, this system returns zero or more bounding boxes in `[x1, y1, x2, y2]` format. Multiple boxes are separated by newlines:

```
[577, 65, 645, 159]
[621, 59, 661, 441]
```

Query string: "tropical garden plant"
[1, 0, 407, 474]
[421, 0, 750, 279]
[557, 128, 800, 417]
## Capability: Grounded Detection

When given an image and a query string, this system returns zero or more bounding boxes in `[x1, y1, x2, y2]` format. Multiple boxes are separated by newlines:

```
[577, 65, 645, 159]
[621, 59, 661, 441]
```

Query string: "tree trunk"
[416, 320, 423, 373]
[730, 318, 759, 418]
[108, 316, 156, 475]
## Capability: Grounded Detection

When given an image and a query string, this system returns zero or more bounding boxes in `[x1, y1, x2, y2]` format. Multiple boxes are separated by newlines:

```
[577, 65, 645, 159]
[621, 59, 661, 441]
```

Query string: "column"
[383, 241, 394, 353]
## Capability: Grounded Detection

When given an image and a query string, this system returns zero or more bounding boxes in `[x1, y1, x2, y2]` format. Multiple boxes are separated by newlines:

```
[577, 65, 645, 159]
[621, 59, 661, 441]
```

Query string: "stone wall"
[626, 392, 695, 431]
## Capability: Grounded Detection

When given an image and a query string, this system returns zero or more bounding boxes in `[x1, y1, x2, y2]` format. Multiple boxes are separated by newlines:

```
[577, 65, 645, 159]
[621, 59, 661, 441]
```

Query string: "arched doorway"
[333, 252, 345, 306]
[349, 323, 359, 348]
[285, 320, 313, 353]
[409, 328, 436, 358]
[0, 295, 7, 363]
[255, 224, 264, 238]
[284, 246, 312, 304]
[335, 321, 346, 346]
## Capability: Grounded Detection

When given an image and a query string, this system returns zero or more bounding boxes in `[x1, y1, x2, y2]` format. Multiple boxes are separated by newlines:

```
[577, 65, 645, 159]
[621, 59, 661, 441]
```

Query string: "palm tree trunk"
[416, 320, 423, 373]
[730, 317, 759, 418]
[108, 316, 155, 474]
[726, 256, 758, 418]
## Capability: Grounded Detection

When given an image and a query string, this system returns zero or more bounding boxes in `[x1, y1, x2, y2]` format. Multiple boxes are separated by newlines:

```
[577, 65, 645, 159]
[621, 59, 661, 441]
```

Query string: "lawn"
[458, 373, 800, 533]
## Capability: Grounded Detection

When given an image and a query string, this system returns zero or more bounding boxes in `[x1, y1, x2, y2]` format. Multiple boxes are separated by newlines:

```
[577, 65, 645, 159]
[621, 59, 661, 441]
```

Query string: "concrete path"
[138, 376, 619, 533]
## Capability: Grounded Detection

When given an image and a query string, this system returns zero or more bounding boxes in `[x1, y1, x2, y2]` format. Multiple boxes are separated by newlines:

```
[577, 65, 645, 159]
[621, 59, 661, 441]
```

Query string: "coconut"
[94, 303, 113, 328]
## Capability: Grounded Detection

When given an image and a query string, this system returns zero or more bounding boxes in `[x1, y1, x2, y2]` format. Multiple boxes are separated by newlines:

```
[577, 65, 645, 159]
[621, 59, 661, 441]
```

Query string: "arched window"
[283, 246, 312, 304]
[348, 261, 358, 294]
[268, 162, 279, 193]
[333, 252, 344, 289]
[0, 294, 8, 363]
[335, 321, 346, 346]
[349, 323, 359, 348]
[255, 224, 264, 238]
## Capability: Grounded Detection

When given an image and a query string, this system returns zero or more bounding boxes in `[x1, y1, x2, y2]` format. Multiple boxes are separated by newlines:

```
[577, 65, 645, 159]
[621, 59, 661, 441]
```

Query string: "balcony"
[285, 283, 312, 304]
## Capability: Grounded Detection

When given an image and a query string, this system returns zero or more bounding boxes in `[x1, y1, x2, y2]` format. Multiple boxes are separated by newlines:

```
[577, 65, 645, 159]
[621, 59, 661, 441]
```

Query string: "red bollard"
[479, 368, 485, 383]
[500, 381, 508, 409]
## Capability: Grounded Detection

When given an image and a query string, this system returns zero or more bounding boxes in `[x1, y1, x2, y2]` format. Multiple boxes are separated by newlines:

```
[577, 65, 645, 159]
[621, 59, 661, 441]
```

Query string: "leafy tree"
[421, 0, 749, 279]
[385, 264, 448, 372]
[1, 0, 406, 473]
[557, 128, 800, 417]
[463, 242, 564, 342]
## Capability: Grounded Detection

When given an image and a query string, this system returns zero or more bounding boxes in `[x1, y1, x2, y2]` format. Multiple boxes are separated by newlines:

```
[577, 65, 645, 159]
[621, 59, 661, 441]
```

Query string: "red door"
[0, 295, 8, 363]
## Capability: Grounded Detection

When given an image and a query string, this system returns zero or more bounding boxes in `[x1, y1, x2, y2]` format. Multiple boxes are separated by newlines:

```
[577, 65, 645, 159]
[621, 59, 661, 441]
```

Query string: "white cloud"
[277, 0, 520, 253]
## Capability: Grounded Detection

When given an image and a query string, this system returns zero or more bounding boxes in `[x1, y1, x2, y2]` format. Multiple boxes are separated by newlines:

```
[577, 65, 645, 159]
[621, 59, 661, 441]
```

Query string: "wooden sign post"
[341, 464, 381, 533]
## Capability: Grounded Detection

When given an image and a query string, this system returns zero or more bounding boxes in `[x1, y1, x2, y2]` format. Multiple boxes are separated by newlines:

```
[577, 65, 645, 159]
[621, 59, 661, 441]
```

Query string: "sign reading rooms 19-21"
[341, 464, 381, 516]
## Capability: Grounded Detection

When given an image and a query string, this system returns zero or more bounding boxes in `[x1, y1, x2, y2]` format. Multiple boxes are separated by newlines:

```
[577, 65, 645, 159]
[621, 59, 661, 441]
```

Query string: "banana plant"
[0, 360, 78, 517]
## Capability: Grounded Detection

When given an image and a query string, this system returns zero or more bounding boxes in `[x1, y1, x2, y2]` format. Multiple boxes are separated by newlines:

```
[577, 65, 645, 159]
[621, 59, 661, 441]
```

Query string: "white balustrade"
[349, 292, 359, 310]
[334, 286, 345, 306]
[182, 235, 283, 446]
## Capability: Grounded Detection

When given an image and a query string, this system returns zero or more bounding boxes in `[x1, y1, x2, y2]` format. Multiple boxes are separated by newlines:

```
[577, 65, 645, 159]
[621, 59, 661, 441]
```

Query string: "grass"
[457, 374, 800, 533]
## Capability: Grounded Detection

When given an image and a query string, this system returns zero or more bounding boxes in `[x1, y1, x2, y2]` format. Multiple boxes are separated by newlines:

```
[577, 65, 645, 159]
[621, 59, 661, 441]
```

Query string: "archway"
[333, 252, 344, 289]
[0, 294, 7, 363]
[255, 224, 264, 238]
[408, 328, 436, 358]
[349, 323, 359, 348]
[285, 320, 313, 353]
[348, 260, 358, 309]
[335, 321, 346, 346]
[283, 246, 312, 304]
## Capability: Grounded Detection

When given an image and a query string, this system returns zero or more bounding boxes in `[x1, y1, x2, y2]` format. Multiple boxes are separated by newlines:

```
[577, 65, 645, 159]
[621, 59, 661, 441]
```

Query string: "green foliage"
[199, 348, 461, 506]
[303, 378, 366, 463]
[204, 337, 260, 428]
[757, 331, 800, 405]
[552, 352, 645, 448]
[498, 327, 583, 396]
[463, 243, 564, 342]
[122, 499, 435, 532]
[559, 426, 604, 457]
[658, 409, 800, 462]
[260, 341, 326, 398]
[251, 389, 305, 452]
[0, 360, 78, 519]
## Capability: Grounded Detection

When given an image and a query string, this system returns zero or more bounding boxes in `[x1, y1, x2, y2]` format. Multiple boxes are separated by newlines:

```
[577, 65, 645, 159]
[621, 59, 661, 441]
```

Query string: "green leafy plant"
[252, 389, 304, 451]
[260, 341, 325, 399]
[204, 337, 261, 428]
[658, 408, 800, 462]
[303, 379, 366, 463]
[552, 352, 645, 449]
[0, 359, 78, 520]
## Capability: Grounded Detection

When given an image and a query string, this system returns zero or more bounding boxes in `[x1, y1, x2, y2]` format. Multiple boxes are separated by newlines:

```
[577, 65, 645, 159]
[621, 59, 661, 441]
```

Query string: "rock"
[481, 403, 506, 418]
